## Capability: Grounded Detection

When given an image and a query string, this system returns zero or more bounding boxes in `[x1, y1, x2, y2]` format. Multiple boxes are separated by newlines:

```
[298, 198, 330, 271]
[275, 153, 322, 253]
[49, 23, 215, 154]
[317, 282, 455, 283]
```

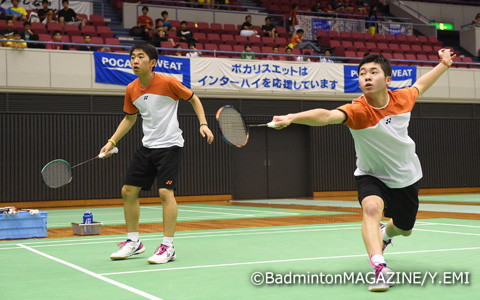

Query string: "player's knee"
[399, 228, 413, 236]
[159, 188, 175, 203]
[361, 198, 383, 217]
[121, 185, 138, 200]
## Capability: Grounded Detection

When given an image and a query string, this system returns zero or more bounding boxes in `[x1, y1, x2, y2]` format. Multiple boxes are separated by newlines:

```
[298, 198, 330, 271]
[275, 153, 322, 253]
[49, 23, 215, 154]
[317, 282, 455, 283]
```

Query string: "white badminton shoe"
[147, 244, 176, 264]
[110, 239, 146, 260]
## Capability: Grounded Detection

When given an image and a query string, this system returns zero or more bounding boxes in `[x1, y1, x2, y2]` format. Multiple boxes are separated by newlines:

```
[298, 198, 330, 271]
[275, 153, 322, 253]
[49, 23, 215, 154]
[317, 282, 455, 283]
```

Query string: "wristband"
[108, 139, 117, 146]
[440, 59, 452, 68]
[200, 123, 208, 127]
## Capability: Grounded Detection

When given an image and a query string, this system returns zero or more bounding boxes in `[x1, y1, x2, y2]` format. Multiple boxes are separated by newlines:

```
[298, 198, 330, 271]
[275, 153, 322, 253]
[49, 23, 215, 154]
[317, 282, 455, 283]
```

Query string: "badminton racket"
[41, 147, 119, 188]
[215, 105, 277, 148]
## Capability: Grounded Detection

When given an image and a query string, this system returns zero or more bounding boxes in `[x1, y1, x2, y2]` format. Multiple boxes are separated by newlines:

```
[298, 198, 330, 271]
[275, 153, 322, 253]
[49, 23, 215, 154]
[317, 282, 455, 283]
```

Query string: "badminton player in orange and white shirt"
[272, 49, 455, 292]
[100, 43, 213, 264]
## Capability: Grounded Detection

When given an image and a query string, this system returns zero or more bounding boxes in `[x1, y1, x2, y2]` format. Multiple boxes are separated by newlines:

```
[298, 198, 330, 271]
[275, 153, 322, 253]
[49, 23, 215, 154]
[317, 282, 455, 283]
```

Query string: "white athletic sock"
[127, 232, 139, 242]
[162, 236, 174, 247]
[382, 226, 392, 242]
[370, 254, 386, 266]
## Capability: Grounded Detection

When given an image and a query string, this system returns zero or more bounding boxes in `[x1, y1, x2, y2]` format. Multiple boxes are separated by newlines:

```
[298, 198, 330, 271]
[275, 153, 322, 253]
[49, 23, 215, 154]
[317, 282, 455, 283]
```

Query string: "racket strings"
[41, 160, 72, 188]
[217, 108, 248, 147]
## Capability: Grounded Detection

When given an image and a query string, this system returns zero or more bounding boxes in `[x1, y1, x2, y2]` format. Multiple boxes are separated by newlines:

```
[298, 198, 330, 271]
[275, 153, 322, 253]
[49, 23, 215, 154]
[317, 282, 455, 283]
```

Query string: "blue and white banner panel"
[94, 52, 191, 87]
[190, 58, 344, 93]
[343, 65, 417, 93]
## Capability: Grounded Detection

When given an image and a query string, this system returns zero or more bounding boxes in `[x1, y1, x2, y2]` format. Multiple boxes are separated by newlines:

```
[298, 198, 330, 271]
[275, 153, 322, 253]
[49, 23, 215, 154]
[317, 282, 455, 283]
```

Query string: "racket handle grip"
[267, 122, 278, 128]
[99, 147, 119, 158]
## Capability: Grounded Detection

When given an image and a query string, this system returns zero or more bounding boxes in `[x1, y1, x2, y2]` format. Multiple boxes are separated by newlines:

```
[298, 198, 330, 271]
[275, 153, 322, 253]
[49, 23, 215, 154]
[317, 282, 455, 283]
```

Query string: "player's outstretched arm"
[272, 108, 346, 129]
[413, 48, 455, 96]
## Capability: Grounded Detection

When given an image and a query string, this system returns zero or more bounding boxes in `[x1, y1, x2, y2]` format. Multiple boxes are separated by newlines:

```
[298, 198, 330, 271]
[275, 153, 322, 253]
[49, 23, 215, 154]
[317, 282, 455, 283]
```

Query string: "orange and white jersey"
[124, 73, 193, 148]
[337, 87, 422, 188]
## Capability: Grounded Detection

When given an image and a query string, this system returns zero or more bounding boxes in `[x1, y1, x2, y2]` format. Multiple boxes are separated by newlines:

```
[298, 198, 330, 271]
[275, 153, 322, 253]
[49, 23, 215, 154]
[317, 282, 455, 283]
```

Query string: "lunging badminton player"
[100, 43, 214, 264]
[271, 50, 455, 291]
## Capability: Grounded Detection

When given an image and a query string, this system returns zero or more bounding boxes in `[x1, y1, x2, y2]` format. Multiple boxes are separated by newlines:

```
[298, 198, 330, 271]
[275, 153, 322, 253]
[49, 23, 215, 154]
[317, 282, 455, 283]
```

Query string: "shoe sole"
[369, 285, 389, 292]
[110, 245, 146, 260]
[147, 254, 176, 264]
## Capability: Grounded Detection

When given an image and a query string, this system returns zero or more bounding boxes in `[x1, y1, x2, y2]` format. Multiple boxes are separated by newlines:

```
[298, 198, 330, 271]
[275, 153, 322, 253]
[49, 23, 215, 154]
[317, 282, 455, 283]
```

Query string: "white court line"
[143, 206, 256, 217]
[0, 222, 461, 249]
[100, 246, 480, 276]
[17, 244, 163, 300]
[185, 205, 300, 215]
[415, 229, 480, 236]
[0, 226, 361, 250]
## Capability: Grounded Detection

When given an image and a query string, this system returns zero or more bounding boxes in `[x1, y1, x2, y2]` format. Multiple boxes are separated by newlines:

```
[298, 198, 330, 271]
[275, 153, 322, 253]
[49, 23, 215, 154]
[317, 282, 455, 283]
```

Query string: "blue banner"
[94, 52, 191, 87]
[343, 65, 417, 93]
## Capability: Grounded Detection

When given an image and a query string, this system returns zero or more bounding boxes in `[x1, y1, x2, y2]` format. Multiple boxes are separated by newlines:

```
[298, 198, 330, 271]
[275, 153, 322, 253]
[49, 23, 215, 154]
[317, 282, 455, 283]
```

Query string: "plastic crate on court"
[71, 222, 103, 235]
[0, 211, 48, 239]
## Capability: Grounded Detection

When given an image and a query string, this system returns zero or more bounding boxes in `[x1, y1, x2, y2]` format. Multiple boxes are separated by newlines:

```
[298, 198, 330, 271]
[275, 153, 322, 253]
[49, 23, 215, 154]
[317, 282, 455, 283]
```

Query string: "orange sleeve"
[123, 84, 139, 114]
[168, 76, 194, 101]
[337, 101, 371, 130]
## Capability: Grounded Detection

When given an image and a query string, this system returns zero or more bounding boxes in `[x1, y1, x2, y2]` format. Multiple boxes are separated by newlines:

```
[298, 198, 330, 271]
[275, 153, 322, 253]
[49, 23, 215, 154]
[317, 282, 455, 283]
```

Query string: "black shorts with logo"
[356, 175, 419, 231]
[124, 145, 182, 191]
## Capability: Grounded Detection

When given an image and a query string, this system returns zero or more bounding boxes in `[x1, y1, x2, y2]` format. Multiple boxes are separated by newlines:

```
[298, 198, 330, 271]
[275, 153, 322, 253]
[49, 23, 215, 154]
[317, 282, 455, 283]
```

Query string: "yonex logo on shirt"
[144, 95, 148, 100]
[166, 180, 173, 185]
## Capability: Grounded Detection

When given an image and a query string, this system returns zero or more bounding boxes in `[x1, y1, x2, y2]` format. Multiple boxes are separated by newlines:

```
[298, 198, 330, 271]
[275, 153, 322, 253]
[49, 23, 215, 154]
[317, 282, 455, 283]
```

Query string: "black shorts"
[356, 175, 419, 231]
[124, 146, 182, 191]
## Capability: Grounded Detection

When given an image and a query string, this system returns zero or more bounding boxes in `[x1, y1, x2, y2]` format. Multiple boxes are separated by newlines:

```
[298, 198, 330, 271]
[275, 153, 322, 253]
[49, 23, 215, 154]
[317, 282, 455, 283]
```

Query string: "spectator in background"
[240, 15, 259, 37]
[150, 24, 175, 48]
[261, 17, 278, 40]
[266, 45, 286, 61]
[288, 4, 300, 34]
[57, 0, 87, 26]
[472, 13, 480, 24]
[177, 21, 197, 45]
[311, 1, 322, 13]
[21, 21, 40, 48]
[173, 44, 183, 56]
[5, 0, 27, 21]
[37, 0, 55, 24]
[365, 7, 378, 36]
[0, 6, 6, 20]
[46, 30, 69, 50]
[320, 49, 334, 63]
[1, 18, 16, 40]
[284, 46, 295, 61]
[5, 31, 26, 48]
[186, 43, 202, 57]
[136, 6, 154, 40]
[290, 29, 321, 54]
[241, 44, 255, 59]
[78, 34, 107, 52]
[161, 11, 176, 32]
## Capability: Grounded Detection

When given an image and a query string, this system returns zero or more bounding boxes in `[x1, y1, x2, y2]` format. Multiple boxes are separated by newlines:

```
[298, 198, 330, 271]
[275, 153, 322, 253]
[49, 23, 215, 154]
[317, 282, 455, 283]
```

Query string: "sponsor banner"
[343, 65, 417, 93]
[94, 52, 191, 87]
[190, 58, 344, 93]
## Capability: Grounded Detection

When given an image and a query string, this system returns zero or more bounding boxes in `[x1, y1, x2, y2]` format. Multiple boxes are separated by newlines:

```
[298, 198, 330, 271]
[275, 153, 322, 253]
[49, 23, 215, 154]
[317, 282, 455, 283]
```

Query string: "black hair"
[142, 6, 149, 11]
[62, 0, 69, 4]
[358, 54, 392, 77]
[161, 11, 168, 16]
[52, 30, 62, 36]
[180, 21, 187, 25]
[130, 42, 159, 67]
[296, 29, 304, 34]
[42, 0, 49, 4]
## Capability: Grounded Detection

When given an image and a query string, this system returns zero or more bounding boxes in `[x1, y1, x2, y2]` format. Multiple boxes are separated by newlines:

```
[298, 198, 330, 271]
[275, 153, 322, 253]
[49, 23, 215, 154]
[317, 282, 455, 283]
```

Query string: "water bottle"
[83, 211, 93, 224]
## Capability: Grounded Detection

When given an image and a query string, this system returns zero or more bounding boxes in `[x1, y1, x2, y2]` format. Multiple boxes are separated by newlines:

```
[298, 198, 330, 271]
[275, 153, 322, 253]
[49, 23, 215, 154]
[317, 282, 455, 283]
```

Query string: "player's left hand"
[438, 48, 456, 66]
[200, 126, 214, 144]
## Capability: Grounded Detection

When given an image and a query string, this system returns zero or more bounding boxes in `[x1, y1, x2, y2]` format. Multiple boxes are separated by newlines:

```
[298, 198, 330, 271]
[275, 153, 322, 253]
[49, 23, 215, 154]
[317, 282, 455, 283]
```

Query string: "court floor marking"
[181, 205, 302, 215]
[0, 221, 470, 249]
[415, 229, 480, 236]
[0, 221, 476, 251]
[17, 243, 163, 300]
[99, 246, 480, 276]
